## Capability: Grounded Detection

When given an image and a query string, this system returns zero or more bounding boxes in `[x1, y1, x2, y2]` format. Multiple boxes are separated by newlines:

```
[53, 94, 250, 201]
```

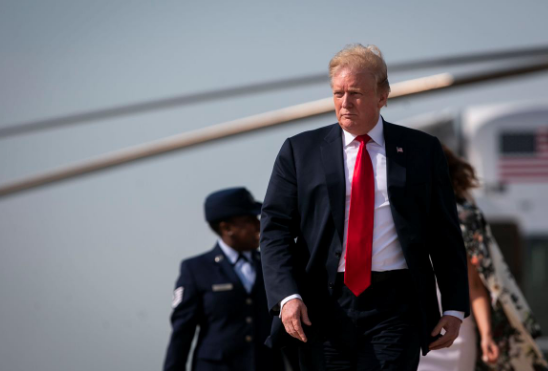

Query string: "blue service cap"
[204, 187, 262, 222]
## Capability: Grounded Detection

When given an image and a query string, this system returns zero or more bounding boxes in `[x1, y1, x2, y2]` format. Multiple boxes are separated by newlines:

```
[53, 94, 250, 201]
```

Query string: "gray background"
[1, 1, 547, 370]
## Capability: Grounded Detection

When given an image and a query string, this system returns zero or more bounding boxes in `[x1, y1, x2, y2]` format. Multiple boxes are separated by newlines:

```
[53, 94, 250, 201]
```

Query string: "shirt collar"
[218, 239, 252, 264]
[342, 115, 384, 147]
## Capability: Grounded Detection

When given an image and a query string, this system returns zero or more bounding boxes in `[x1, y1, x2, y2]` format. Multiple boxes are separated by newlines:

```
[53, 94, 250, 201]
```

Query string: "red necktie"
[344, 134, 374, 296]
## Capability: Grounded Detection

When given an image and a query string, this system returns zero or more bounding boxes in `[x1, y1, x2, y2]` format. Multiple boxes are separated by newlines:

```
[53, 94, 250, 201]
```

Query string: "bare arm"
[468, 257, 499, 364]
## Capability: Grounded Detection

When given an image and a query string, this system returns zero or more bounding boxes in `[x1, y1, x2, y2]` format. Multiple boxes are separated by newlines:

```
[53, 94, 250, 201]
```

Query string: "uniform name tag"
[212, 283, 233, 292]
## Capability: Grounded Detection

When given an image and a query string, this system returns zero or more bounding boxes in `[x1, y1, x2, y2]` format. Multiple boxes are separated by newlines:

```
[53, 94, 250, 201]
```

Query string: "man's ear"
[378, 90, 389, 108]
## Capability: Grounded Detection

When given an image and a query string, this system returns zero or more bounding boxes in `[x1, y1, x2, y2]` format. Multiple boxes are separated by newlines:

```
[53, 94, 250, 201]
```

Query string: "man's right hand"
[281, 298, 312, 342]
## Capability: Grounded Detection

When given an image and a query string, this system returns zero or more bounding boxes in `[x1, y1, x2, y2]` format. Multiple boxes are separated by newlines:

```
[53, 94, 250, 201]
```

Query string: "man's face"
[223, 215, 260, 252]
[332, 67, 388, 135]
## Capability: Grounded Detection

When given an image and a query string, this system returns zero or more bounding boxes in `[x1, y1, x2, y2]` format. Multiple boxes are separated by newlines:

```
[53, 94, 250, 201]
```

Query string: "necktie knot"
[356, 134, 371, 144]
[235, 253, 251, 265]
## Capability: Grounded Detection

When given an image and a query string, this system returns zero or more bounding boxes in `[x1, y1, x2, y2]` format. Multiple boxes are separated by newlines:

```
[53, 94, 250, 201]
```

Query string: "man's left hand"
[429, 315, 462, 350]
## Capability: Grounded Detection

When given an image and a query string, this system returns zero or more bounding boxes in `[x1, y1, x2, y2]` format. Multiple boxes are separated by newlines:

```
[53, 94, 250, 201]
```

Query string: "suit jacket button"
[246, 316, 253, 324]
[335, 251, 341, 257]
[245, 335, 253, 342]
[329, 282, 334, 289]
[246, 298, 253, 305]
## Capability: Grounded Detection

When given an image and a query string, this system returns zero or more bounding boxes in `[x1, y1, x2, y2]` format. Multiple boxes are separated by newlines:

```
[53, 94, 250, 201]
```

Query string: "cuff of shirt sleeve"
[279, 294, 303, 318]
[443, 310, 464, 321]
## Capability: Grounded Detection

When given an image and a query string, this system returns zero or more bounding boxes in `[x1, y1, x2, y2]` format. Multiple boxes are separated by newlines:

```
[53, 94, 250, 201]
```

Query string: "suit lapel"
[383, 120, 407, 196]
[383, 119, 415, 254]
[320, 124, 346, 244]
[213, 244, 247, 294]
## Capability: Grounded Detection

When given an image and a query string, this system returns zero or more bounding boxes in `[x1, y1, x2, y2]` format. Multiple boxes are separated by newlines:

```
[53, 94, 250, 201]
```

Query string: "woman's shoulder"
[457, 198, 485, 228]
[457, 198, 478, 214]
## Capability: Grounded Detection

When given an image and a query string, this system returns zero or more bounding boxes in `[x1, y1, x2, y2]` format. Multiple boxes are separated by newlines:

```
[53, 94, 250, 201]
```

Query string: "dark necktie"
[234, 253, 256, 293]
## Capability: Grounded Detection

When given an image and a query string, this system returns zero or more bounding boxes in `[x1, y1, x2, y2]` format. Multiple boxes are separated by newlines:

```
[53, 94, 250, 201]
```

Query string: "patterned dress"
[458, 199, 547, 371]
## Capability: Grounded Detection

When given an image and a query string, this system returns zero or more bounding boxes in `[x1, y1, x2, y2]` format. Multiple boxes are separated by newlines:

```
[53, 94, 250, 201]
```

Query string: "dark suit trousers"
[298, 270, 421, 371]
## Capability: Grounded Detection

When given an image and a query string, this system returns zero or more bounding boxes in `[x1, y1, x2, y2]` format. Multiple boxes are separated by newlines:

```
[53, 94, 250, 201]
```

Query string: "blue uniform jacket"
[164, 244, 285, 371]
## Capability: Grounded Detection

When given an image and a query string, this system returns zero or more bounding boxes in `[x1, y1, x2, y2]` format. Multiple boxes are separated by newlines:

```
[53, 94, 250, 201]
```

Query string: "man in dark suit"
[164, 187, 286, 371]
[260, 44, 470, 370]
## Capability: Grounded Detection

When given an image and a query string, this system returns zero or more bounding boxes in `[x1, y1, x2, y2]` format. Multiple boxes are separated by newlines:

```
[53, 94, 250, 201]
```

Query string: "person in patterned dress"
[419, 145, 548, 371]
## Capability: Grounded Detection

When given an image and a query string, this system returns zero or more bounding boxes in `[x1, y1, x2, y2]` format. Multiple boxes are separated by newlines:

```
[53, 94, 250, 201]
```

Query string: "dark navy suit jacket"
[260, 121, 470, 354]
[164, 244, 285, 371]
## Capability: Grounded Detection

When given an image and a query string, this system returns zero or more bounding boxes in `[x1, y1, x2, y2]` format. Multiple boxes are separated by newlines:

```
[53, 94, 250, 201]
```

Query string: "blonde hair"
[329, 44, 390, 95]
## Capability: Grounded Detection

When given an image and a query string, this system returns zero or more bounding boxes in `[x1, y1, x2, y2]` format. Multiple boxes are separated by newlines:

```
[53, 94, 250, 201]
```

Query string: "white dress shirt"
[280, 117, 463, 321]
[339, 116, 407, 272]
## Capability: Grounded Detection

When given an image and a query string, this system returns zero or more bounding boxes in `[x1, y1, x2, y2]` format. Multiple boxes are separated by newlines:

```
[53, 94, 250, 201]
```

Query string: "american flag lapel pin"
[396, 146, 404, 153]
